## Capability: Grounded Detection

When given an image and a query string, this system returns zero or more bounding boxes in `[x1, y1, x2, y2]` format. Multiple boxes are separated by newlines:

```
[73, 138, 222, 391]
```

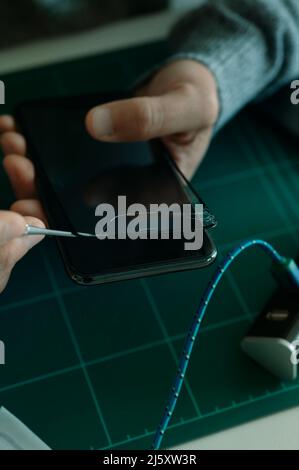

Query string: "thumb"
[85, 84, 216, 142]
[0, 211, 26, 246]
[0, 211, 44, 251]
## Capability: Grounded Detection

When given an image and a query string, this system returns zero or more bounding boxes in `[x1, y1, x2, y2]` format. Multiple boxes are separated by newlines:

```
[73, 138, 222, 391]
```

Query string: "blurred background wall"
[0, 0, 201, 49]
[0, 1, 203, 72]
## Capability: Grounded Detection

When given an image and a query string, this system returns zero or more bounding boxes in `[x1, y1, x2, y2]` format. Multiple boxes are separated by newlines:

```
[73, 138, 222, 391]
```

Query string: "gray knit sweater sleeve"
[169, 0, 299, 130]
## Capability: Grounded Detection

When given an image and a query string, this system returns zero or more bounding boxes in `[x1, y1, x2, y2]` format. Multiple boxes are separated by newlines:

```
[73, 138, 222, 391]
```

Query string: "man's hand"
[0, 60, 218, 291]
[0, 115, 46, 222]
[0, 210, 44, 292]
[0, 116, 45, 293]
[86, 60, 219, 178]
[1, 59, 219, 218]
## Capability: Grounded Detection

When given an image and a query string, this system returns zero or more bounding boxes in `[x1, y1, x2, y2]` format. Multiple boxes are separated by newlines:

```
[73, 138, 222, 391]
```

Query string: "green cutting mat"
[1, 41, 299, 450]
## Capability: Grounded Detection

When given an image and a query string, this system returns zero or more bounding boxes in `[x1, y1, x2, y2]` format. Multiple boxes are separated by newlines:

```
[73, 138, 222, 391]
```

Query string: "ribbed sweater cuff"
[168, 38, 269, 132]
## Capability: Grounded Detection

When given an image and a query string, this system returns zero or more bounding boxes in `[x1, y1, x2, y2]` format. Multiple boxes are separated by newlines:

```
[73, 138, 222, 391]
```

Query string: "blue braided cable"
[151, 239, 286, 450]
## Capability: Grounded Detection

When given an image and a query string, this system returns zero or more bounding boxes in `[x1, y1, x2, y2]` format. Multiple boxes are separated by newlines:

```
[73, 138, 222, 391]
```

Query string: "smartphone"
[15, 93, 217, 285]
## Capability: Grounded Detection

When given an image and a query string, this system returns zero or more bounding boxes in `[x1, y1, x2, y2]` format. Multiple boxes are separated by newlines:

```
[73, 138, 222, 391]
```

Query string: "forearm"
[169, 0, 299, 130]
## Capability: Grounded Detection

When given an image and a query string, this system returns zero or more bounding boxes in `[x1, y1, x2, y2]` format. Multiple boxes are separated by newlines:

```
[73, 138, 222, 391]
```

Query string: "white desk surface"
[0, 10, 297, 450]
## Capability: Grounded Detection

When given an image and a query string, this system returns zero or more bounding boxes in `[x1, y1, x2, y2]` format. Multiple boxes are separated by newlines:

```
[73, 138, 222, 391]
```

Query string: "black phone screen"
[16, 93, 216, 283]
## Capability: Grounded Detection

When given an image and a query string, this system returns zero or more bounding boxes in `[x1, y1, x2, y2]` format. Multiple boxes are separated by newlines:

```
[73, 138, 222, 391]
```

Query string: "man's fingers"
[0, 211, 26, 246]
[22, 216, 45, 250]
[0, 223, 43, 270]
[0, 115, 16, 133]
[0, 211, 45, 250]
[162, 127, 213, 179]
[86, 84, 214, 142]
[3, 154, 37, 199]
[2, 216, 44, 259]
[0, 131, 26, 156]
[0, 215, 44, 292]
[10, 199, 47, 224]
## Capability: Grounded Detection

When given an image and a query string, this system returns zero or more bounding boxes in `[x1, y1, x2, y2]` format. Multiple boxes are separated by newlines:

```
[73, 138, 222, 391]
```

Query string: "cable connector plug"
[271, 257, 299, 290]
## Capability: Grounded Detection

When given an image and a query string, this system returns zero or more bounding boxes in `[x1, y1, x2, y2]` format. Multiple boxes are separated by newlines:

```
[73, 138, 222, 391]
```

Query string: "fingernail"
[91, 108, 113, 137]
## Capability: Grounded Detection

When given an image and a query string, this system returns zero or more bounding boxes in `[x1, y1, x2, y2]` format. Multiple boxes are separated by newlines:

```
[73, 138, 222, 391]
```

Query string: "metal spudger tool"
[24, 224, 97, 238]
